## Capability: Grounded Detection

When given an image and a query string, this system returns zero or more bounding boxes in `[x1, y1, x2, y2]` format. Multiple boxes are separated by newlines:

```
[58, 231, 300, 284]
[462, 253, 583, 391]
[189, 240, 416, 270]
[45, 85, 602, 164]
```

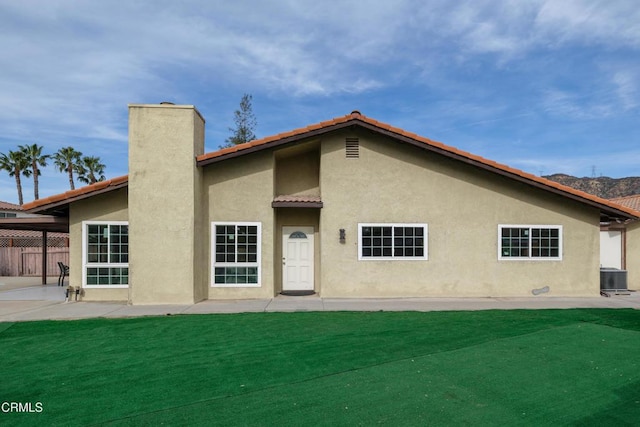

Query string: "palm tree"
[0, 150, 31, 205]
[76, 156, 106, 185]
[19, 143, 49, 200]
[53, 147, 83, 190]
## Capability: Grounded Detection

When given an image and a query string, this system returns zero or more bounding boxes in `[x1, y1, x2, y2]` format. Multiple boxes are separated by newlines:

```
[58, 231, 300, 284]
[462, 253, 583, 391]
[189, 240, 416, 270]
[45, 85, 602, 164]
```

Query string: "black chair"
[57, 262, 69, 287]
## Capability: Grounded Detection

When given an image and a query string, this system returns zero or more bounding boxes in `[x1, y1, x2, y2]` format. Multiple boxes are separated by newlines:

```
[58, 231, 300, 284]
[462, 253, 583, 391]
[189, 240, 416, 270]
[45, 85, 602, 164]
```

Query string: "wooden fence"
[0, 247, 70, 277]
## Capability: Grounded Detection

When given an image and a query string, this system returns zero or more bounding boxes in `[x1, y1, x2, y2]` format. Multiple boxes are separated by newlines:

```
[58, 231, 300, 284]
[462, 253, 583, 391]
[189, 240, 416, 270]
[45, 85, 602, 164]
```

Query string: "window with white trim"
[499, 225, 562, 260]
[212, 222, 261, 286]
[82, 221, 129, 287]
[358, 223, 428, 260]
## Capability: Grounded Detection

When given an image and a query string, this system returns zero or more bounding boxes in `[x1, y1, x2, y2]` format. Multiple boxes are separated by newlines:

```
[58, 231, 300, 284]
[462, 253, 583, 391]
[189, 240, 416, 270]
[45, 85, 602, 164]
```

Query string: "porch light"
[339, 229, 346, 244]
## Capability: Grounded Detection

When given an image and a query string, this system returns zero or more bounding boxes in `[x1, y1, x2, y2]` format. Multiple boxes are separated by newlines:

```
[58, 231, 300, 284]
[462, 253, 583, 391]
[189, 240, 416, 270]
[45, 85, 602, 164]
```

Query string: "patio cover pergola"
[0, 216, 69, 284]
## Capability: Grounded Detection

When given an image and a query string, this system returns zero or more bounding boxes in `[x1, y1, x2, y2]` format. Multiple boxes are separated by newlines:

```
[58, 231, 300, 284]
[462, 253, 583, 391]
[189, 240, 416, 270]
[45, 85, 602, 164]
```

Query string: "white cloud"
[0, 0, 639, 203]
[2, 1, 638, 108]
[540, 60, 640, 120]
[400, 0, 640, 64]
[612, 71, 639, 111]
[535, 0, 640, 48]
[541, 89, 616, 120]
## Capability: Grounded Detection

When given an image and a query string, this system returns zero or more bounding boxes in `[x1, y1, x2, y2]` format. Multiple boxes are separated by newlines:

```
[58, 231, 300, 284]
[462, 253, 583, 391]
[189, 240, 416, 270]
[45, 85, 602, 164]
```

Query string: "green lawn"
[2, 310, 640, 426]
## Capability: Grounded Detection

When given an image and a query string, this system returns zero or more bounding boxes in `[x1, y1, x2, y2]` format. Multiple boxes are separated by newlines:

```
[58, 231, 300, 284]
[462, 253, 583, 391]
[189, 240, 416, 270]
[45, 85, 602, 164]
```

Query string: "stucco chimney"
[127, 104, 205, 304]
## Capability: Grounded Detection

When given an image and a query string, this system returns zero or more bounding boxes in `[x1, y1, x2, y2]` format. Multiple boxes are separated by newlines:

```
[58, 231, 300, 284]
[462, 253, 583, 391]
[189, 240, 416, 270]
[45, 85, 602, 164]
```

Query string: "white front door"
[600, 230, 623, 269]
[282, 226, 314, 291]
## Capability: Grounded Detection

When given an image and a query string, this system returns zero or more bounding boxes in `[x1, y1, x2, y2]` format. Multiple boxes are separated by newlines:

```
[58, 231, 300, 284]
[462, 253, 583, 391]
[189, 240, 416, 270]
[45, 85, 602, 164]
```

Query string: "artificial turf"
[1, 309, 640, 426]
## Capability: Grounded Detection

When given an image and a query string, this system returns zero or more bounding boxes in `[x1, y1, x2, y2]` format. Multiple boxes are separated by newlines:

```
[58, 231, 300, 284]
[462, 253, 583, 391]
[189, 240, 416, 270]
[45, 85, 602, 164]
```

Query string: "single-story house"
[23, 103, 639, 304]
[0, 201, 22, 218]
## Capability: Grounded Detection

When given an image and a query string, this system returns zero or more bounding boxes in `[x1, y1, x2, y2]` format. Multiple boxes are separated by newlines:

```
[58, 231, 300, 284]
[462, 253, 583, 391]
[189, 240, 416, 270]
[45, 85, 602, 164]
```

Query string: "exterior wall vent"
[345, 138, 359, 159]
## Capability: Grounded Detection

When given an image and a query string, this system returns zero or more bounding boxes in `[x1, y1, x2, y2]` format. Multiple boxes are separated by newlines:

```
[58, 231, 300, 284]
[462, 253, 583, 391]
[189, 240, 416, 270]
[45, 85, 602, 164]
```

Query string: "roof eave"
[25, 180, 129, 216]
[22, 113, 639, 222]
[196, 121, 358, 167]
[354, 122, 640, 221]
[197, 117, 639, 221]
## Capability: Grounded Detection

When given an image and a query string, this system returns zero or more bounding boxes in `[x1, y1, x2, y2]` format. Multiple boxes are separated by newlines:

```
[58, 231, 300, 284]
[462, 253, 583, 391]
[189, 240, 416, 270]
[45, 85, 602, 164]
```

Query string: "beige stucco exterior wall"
[625, 221, 640, 290]
[275, 147, 320, 196]
[69, 188, 129, 301]
[318, 130, 601, 297]
[204, 151, 276, 299]
[128, 104, 205, 304]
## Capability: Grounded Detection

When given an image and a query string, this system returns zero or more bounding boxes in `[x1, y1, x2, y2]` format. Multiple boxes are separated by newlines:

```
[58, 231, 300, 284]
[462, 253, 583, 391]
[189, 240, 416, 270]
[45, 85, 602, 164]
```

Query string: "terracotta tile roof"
[23, 111, 639, 220]
[23, 175, 128, 212]
[199, 111, 638, 219]
[273, 195, 322, 203]
[0, 201, 23, 211]
[610, 195, 640, 214]
[197, 112, 364, 164]
[272, 194, 323, 208]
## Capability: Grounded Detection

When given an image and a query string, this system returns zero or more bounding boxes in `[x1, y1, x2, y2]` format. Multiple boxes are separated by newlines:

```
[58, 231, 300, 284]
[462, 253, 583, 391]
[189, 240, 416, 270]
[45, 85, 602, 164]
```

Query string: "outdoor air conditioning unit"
[600, 268, 628, 291]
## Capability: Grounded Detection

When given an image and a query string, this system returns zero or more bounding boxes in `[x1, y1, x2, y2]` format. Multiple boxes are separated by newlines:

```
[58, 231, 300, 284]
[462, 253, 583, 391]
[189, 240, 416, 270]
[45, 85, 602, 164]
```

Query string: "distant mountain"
[543, 174, 640, 199]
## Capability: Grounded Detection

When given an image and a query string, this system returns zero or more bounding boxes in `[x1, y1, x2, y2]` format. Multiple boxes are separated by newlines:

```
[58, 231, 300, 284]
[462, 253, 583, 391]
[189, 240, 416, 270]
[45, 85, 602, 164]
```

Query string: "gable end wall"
[318, 130, 600, 297]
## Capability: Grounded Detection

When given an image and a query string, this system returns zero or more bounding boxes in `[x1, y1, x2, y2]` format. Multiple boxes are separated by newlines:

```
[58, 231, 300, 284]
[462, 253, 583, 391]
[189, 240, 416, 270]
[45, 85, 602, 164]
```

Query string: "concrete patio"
[1, 276, 640, 322]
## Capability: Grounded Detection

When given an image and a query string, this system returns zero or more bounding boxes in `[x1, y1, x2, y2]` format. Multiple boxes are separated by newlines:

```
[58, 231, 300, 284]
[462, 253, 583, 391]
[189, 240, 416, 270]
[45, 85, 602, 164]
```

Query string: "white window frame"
[211, 222, 262, 287]
[358, 223, 428, 261]
[498, 224, 563, 261]
[82, 221, 129, 288]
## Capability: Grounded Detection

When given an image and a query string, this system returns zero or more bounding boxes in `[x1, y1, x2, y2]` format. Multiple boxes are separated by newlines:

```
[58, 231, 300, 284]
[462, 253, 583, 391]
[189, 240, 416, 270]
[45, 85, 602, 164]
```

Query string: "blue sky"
[0, 0, 639, 204]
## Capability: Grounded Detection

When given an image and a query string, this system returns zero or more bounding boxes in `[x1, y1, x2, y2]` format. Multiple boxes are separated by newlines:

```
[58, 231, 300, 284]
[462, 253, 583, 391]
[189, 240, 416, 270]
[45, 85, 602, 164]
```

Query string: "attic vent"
[345, 138, 359, 159]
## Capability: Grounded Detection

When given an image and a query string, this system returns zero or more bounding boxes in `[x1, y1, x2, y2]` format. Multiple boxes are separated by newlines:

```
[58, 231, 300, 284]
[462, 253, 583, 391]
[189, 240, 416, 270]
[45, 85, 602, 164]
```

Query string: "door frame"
[600, 229, 625, 269]
[282, 226, 315, 291]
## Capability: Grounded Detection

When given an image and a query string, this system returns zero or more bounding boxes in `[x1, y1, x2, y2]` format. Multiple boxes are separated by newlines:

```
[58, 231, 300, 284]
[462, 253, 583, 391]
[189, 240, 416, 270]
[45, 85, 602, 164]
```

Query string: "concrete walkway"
[1, 278, 639, 322]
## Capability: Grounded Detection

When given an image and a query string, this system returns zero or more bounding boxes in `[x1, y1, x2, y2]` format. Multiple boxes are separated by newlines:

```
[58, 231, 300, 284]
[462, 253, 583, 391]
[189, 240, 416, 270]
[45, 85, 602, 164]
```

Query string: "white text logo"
[1, 402, 43, 413]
